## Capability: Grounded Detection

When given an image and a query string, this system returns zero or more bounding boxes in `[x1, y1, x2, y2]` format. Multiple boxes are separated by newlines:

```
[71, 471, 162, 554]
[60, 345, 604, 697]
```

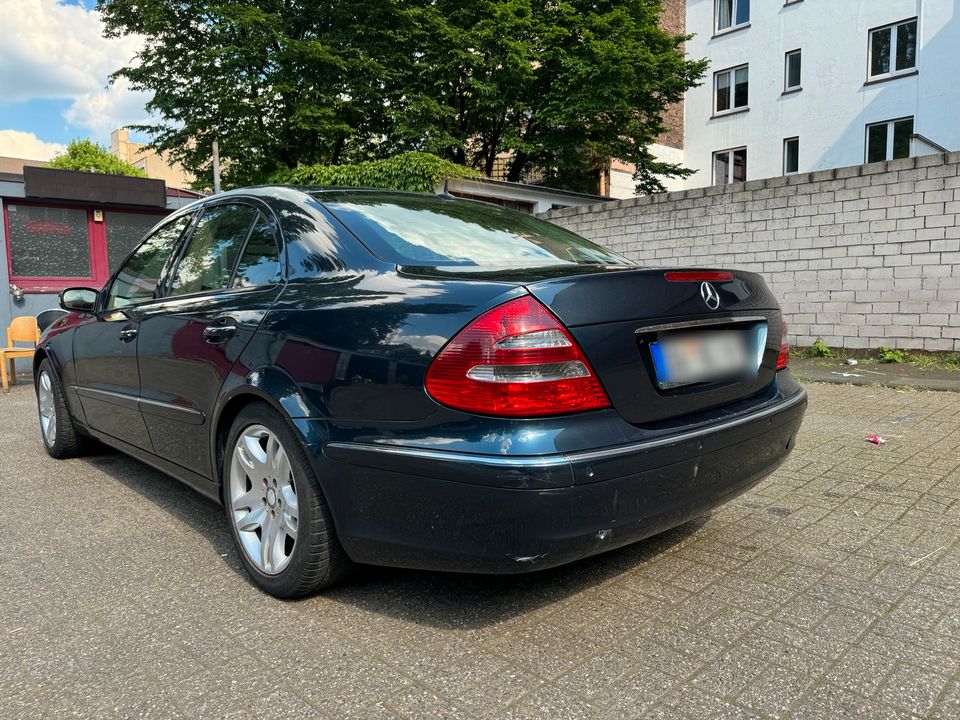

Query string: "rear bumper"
[318, 387, 806, 573]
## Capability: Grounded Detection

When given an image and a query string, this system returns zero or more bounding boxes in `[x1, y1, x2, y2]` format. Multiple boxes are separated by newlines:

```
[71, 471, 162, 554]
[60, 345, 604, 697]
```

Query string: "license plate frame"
[649, 323, 768, 389]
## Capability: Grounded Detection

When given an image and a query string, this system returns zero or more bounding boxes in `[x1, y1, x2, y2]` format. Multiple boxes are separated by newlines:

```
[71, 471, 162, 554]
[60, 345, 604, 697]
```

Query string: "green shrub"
[270, 152, 478, 193]
[877, 346, 906, 363]
[810, 338, 833, 358]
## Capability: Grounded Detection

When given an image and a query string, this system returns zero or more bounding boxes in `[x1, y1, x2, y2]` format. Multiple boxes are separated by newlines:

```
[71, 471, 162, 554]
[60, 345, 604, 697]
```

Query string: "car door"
[135, 200, 284, 477]
[72, 213, 194, 451]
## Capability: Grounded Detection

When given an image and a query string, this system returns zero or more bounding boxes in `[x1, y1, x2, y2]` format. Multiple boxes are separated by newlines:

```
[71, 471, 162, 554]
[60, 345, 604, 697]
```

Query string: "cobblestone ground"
[1, 380, 959, 720]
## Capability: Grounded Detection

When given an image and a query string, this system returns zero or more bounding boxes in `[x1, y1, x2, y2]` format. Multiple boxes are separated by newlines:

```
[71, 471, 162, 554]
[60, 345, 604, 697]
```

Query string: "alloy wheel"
[37, 371, 57, 447]
[228, 424, 299, 575]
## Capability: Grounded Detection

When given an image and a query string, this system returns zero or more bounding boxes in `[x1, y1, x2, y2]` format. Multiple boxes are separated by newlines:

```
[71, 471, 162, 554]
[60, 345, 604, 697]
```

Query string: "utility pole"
[212, 138, 221, 194]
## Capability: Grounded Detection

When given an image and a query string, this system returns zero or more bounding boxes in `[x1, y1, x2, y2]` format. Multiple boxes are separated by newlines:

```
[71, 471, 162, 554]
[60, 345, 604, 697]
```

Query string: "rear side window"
[233, 213, 282, 288]
[318, 193, 629, 267]
[106, 215, 192, 309]
[169, 204, 258, 295]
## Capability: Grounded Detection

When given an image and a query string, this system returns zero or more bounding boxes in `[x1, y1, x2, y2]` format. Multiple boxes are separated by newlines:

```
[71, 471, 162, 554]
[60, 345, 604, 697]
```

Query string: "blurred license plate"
[650, 329, 759, 388]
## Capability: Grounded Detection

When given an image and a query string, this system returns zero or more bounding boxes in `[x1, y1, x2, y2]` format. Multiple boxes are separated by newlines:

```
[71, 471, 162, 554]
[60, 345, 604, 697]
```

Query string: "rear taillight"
[425, 295, 611, 417]
[777, 319, 790, 370]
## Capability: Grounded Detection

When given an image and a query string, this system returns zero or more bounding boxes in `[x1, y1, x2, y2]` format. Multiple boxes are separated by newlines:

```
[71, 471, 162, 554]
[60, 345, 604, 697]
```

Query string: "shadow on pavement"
[80, 446, 708, 629]
[324, 518, 706, 629]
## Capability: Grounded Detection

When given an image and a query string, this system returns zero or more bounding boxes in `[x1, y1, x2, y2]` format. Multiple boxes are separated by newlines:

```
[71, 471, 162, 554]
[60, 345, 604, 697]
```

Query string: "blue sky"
[0, 0, 152, 159]
[0, 99, 81, 147]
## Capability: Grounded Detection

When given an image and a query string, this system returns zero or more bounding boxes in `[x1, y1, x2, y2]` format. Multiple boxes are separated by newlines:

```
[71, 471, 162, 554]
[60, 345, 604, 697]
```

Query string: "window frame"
[784, 49, 802, 93]
[3, 198, 167, 293]
[229, 211, 284, 290]
[864, 117, 915, 163]
[783, 137, 800, 175]
[713, 64, 750, 116]
[714, 0, 750, 35]
[712, 147, 748, 186]
[159, 198, 285, 301]
[867, 18, 918, 82]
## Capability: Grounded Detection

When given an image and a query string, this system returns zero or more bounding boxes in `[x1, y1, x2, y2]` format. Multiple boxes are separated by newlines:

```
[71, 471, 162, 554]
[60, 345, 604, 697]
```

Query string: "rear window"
[316, 192, 630, 267]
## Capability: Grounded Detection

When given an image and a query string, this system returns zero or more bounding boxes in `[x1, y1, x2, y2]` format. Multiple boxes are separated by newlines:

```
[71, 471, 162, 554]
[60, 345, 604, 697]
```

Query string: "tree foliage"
[271, 152, 478, 193]
[49, 138, 147, 177]
[98, 0, 705, 193]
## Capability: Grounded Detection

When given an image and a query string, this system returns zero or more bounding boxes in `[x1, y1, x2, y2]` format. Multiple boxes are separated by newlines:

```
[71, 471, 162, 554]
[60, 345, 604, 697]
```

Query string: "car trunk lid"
[522, 267, 783, 425]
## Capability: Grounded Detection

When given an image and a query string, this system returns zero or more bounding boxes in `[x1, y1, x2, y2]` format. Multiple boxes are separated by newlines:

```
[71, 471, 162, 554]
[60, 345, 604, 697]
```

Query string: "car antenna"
[437, 179, 456, 200]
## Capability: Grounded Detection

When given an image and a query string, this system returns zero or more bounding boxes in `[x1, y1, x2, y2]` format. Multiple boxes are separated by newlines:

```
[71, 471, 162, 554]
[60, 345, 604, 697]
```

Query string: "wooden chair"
[1, 316, 40, 393]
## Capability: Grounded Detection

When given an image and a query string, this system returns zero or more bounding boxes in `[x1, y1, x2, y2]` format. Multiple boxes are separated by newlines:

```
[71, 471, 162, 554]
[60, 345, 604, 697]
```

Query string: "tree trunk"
[506, 149, 527, 183]
[330, 136, 345, 165]
[484, 149, 497, 178]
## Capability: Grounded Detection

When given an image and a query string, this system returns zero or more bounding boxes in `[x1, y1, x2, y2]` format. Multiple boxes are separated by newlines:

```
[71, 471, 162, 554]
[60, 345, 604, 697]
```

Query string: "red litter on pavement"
[865, 435, 886, 445]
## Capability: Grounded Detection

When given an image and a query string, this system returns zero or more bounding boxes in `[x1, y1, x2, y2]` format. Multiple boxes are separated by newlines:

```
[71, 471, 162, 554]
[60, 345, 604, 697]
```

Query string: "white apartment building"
[681, 0, 959, 189]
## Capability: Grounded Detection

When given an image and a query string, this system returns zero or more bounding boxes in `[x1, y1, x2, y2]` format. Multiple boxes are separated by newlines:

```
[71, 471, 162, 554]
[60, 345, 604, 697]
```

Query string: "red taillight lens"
[425, 295, 611, 417]
[664, 271, 734, 283]
[777, 319, 790, 370]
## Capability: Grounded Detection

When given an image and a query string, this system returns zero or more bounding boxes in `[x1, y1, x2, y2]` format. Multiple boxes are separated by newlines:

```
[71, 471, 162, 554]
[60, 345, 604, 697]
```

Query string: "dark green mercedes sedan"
[34, 186, 805, 597]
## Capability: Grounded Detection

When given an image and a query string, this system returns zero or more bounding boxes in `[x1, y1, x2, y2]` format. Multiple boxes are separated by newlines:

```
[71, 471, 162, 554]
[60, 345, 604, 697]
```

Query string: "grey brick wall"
[541, 153, 960, 351]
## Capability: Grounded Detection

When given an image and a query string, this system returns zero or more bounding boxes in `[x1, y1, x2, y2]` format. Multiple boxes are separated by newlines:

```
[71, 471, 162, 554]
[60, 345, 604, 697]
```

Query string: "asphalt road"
[1, 380, 959, 719]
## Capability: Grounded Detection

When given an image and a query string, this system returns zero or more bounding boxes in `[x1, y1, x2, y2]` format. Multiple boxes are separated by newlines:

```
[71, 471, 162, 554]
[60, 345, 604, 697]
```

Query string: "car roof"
[217, 185, 445, 200]
[164, 185, 466, 227]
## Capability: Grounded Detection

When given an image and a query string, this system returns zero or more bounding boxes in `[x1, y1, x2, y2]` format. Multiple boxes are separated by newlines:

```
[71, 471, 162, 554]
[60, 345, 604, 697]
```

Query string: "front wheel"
[223, 402, 351, 597]
[36, 359, 87, 459]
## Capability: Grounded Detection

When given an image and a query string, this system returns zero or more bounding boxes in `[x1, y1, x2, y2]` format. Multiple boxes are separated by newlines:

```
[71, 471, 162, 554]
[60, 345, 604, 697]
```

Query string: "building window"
[713, 148, 747, 185]
[865, 117, 914, 163]
[714, 65, 749, 115]
[715, 0, 749, 33]
[783, 138, 799, 175]
[3, 201, 167, 292]
[868, 18, 917, 80]
[784, 50, 802, 92]
[105, 211, 166, 274]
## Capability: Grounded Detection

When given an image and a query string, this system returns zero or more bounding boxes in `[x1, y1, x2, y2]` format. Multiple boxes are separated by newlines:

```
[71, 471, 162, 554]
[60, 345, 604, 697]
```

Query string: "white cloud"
[0, 0, 150, 139]
[64, 77, 153, 137]
[0, 130, 65, 161]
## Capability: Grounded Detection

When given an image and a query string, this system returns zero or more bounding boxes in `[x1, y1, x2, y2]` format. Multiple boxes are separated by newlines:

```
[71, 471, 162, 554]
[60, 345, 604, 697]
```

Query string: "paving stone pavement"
[1, 380, 959, 720]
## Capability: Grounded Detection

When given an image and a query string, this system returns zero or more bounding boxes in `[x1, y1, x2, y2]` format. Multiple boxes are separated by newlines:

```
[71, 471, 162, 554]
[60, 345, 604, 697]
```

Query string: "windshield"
[316, 192, 632, 267]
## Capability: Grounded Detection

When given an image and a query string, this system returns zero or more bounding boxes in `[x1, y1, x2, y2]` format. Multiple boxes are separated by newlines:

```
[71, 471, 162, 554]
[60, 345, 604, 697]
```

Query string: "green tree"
[98, 0, 705, 193]
[49, 138, 147, 177]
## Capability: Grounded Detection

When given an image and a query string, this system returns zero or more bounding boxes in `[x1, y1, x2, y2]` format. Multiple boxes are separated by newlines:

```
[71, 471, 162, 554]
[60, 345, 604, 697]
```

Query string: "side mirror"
[59, 287, 99, 313]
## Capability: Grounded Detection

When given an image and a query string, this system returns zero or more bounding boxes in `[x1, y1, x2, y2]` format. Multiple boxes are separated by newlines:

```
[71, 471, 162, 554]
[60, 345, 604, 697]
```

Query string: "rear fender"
[209, 365, 329, 493]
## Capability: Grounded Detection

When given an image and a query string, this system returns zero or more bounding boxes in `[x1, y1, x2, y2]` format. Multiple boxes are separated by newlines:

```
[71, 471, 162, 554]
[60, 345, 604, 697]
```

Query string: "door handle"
[118, 326, 138, 343]
[203, 324, 237, 343]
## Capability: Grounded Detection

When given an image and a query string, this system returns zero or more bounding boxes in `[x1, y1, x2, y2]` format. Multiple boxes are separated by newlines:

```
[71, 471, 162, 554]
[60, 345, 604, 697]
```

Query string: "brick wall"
[541, 153, 960, 352]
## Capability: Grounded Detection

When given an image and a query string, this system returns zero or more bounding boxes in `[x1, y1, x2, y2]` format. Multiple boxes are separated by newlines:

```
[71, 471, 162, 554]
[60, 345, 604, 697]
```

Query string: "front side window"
[866, 117, 914, 163]
[715, 65, 749, 114]
[713, 148, 747, 185]
[715, 0, 749, 33]
[105, 212, 163, 274]
[869, 19, 917, 80]
[785, 50, 802, 91]
[106, 215, 192, 309]
[783, 138, 800, 175]
[168, 204, 259, 296]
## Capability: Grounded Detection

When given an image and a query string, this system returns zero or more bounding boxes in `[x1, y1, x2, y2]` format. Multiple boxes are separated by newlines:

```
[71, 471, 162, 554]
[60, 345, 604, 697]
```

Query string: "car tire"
[223, 402, 351, 597]
[36, 359, 88, 459]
